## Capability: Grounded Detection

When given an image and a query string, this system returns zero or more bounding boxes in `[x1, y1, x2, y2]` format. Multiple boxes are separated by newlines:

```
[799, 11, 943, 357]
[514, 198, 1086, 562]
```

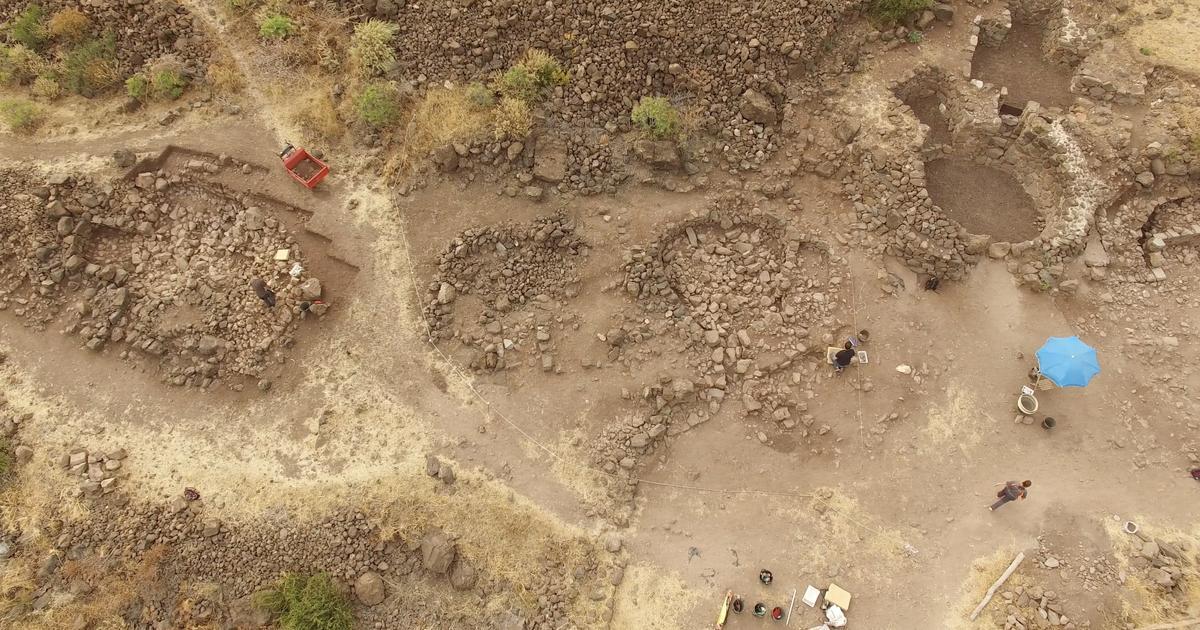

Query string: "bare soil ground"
[972, 19, 1077, 110]
[925, 158, 1041, 242]
[2, 1, 1200, 629]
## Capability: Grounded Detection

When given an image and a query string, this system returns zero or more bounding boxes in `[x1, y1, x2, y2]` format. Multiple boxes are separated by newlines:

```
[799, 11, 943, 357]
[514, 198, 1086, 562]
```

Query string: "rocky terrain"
[0, 163, 329, 388]
[2, 0, 1200, 629]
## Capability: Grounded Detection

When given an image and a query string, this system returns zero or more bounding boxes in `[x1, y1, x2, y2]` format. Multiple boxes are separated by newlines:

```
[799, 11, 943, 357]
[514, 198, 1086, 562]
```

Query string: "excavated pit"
[972, 19, 1075, 110]
[924, 159, 1041, 242]
[906, 94, 954, 147]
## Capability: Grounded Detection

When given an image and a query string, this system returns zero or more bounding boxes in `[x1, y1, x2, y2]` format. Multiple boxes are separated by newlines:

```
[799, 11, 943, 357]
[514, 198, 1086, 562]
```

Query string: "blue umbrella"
[1036, 336, 1100, 388]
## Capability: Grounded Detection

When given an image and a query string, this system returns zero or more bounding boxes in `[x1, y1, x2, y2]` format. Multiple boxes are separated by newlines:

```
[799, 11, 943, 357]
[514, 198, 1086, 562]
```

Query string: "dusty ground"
[2, 0, 1200, 629]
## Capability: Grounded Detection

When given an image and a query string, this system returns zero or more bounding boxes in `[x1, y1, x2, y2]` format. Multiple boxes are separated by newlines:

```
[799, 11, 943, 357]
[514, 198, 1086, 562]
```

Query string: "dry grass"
[945, 546, 1023, 629]
[776, 485, 911, 579]
[206, 52, 245, 95]
[1124, 0, 1200, 77]
[1102, 518, 1200, 627]
[292, 89, 343, 142]
[48, 8, 90, 42]
[370, 469, 602, 614]
[610, 564, 701, 630]
[387, 86, 493, 173]
[921, 389, 984, 454]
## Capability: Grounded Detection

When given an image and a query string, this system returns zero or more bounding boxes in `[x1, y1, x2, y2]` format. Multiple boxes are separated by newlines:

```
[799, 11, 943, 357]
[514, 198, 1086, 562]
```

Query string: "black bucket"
[1041, 416, 1056, 430]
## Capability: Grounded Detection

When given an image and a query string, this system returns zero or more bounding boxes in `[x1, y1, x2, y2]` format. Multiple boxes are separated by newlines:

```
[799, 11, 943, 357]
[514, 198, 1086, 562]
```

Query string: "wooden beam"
[969, 552, 1025, 621]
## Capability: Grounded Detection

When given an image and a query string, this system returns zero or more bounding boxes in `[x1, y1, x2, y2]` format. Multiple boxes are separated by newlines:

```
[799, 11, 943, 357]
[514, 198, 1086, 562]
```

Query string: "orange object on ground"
[279, 143, 329, 189]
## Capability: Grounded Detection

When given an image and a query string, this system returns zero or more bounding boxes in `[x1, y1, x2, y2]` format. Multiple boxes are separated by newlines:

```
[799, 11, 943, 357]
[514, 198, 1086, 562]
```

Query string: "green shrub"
[494, 65, 537, 102]
[906, 30, 924, 43]
[355, 82, 401, 127]
[0, 44, 45, 86]
[61, 34, 119, 96]
[125, 73, 148, 99]
[152, 69, 187, 100]
[492, 95, 531, 139]
[30, 74, 59, 99]
[254, 573, 353, 630]
[48, 8, 89, 42]
[493, 49, 568, 104]
[350, 19, 397, 76]
[0, 98, 42, 132]
[631, 96, 681, 140]
[869, 0, 932, 22]
[6, 4, 47, 51]
[520, 49, 568, 88]
[259, 14, 295, 39]
[465, 82, 495, 111]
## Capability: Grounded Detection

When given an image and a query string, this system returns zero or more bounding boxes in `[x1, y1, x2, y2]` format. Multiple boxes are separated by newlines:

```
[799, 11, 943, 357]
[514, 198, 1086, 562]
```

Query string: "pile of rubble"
[423, 214, 587, 372]
[623, 197, 837, 362]
[0, 0, 212, 78]
[998, 584, 1084, 630]
[0, 169, 326, 387]
[58, 446, 127, 499]
[1124, 529, 1196, 600]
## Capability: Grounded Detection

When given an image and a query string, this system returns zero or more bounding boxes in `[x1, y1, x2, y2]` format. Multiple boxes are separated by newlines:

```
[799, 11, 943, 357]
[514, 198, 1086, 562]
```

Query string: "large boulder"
[739, 89, 777, 125]
[433, 145, 459, 173]
[354, 571, 386, 606]
[421, 530, 457, 574]
[229, 592, 273, 628]
[450, 560, 477, 590]
[298, 278, 322, 300]
[533, 136, 568, 183]
[632, 139, 681, 169]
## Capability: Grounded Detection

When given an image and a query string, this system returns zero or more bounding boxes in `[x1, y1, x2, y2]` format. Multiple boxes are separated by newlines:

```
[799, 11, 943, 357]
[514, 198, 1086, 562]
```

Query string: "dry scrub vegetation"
[1102, 519, 1200, 627]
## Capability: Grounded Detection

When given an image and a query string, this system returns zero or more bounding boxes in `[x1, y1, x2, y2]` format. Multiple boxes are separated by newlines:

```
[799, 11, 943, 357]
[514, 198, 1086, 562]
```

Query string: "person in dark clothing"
[250, 278, 276, 307]
[989, 480, 1031, 511]
[834, 341, 856, 372]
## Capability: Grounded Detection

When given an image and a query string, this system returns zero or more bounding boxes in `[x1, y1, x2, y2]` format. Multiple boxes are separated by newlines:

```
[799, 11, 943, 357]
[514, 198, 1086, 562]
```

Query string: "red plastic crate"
[279, 144, 330, 189]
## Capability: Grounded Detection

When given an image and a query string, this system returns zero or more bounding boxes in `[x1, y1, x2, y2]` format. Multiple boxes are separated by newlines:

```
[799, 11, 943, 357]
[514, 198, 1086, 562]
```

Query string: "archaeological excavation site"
[1, 0, 1199, 628]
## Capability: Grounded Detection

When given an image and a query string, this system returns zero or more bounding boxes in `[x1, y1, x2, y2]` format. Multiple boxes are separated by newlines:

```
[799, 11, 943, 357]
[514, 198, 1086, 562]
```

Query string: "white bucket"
[1017, 393, 1038, 415]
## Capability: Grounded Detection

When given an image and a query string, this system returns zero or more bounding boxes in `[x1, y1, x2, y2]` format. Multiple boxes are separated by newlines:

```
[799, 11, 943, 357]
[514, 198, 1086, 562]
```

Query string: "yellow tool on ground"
[715, 590, 733, 628]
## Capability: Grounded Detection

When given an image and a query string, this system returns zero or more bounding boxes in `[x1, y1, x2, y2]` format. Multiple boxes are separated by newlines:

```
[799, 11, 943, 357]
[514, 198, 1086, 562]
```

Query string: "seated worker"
[833, 341, 856, 372]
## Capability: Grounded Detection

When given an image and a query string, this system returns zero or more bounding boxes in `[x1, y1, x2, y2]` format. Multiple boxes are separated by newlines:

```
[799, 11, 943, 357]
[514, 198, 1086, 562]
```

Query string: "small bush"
[492, 96, 531, 139]
[48, 8, 89, 42]
[30, 74, 59, 99]
[494, 65, 537, 102]
[0, 44, 46, 86]
[631, 96, 681, 140]
[259, 14, 295, 39]
[254, 573, 353, 630]
[0, 98, 42, 132]
[125, 73, 148, 99]
[152, 69, 187, 100]
[465, 82, 495, 111]
[906, 30, 924, 43]
[868, 0, 932, 22]
[61, 34, 119, 96]
[6, 4, 47, 51]
[355, 82, 401, 127]
[350, 19, 397, 76]
[519, 49, 568, 88]
[493, 49, 568, 104]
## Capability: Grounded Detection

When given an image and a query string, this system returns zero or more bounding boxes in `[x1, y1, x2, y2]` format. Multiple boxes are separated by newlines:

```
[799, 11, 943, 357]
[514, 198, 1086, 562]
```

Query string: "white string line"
[393, 217, 911, 546]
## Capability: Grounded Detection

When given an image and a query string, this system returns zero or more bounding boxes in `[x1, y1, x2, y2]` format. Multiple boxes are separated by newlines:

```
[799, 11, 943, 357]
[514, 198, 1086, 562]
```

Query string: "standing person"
[250, 278, 276, 307]
[989, 480, 1031, 511]
[834, 342, 856, 372]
